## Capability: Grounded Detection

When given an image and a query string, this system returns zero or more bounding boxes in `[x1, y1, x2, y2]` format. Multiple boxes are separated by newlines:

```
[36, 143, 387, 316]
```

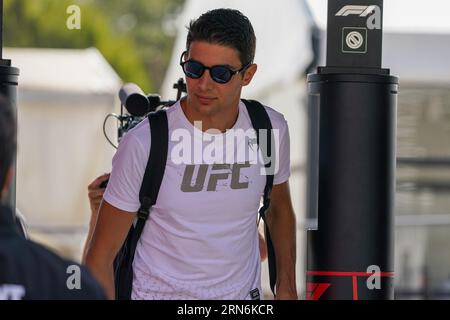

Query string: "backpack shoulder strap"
[134, 109, 169, 236]
[241, 99, 278, 297]
[114, 109, 169, 300]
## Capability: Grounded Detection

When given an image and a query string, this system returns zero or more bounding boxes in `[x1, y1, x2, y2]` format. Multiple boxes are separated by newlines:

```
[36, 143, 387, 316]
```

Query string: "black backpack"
[114, 99, 278, 300]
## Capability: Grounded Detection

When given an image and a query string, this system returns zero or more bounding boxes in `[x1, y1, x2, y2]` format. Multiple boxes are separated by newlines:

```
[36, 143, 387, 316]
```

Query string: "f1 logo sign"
[336, 5, 378, 17]
[342, 27, 367, 53]
[335, 5, 381, 30]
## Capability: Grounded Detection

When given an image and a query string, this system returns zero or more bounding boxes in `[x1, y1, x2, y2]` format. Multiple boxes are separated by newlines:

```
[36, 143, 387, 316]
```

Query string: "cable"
[103, 113, 121, 149]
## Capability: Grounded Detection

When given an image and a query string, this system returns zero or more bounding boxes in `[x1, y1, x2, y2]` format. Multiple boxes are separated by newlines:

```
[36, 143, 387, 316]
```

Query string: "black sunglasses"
[179, 51, 250, 84]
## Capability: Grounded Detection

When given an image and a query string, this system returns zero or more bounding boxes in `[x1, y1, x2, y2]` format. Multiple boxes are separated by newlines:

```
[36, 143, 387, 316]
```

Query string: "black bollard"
[306, 0, 398, 300]
[0, 0, 20, 212]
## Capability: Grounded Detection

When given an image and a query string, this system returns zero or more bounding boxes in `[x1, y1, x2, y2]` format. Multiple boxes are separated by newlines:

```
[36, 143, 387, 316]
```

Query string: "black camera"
[103, 78, 186, 147]
[100, 78, 186, 188]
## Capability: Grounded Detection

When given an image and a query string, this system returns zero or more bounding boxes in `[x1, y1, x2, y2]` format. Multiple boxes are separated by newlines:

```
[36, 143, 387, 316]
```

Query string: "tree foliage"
[3, 0, 185, 92]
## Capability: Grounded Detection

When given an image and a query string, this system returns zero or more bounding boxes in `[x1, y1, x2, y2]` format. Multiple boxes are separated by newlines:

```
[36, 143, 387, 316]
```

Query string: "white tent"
[4, 47, 121, 260]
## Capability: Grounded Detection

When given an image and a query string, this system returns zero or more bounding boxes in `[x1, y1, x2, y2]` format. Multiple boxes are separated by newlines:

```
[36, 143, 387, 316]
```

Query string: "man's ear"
[242, 64, 257, 86]
[1, 167, 13, 199]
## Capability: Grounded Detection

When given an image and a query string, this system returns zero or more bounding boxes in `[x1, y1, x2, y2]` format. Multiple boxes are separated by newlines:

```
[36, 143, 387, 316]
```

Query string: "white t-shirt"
[104, 100, 290, 300]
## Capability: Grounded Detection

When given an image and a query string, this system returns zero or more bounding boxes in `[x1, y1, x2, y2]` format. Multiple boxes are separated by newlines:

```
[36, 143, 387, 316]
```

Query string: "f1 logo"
[335, 5, 381, 30]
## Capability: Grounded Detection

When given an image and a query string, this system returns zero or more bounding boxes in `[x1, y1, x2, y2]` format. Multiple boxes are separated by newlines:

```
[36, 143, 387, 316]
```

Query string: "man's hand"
[88, 173, 110, 218]
[275, 287, 298, 300]
[83, 173, 110, 263]
[266, 181, 298, 300]
[258, 226, 267, 261]
[84, 200, 136, 299]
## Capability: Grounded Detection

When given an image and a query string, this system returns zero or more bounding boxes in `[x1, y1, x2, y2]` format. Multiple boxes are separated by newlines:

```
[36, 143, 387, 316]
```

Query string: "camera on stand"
[100, 78, 186, 188]
[103, 78, 186, 148]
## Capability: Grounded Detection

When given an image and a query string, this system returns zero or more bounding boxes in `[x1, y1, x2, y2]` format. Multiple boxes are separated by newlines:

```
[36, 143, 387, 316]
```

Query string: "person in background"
[0, 94, 106, 300]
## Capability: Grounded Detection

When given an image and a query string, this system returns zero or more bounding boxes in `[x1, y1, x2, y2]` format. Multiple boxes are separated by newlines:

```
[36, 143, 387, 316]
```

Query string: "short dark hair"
[186, 8, 256, 67]
[0, 95, 16, 191]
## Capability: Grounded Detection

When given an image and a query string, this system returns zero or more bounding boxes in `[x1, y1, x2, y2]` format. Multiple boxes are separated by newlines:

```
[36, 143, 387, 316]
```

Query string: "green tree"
[3, 0, 185, 92]
[91, 0, 185, 91]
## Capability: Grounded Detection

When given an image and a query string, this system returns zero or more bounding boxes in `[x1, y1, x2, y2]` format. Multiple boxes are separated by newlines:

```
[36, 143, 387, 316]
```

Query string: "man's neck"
[181, 98, 239, 133]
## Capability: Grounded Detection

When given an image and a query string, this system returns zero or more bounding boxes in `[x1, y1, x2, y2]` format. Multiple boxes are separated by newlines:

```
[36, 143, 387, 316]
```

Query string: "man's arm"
[266, 180, 298, 299]
[83, 200, 135, 300]
[82, 173, 110, 262]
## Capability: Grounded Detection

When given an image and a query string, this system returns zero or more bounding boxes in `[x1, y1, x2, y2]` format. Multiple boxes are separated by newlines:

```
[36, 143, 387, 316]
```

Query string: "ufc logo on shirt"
[181, 162, 251, 192]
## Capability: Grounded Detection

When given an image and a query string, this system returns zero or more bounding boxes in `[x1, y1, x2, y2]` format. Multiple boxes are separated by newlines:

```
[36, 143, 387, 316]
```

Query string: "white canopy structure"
[4, 47, 121, 260]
